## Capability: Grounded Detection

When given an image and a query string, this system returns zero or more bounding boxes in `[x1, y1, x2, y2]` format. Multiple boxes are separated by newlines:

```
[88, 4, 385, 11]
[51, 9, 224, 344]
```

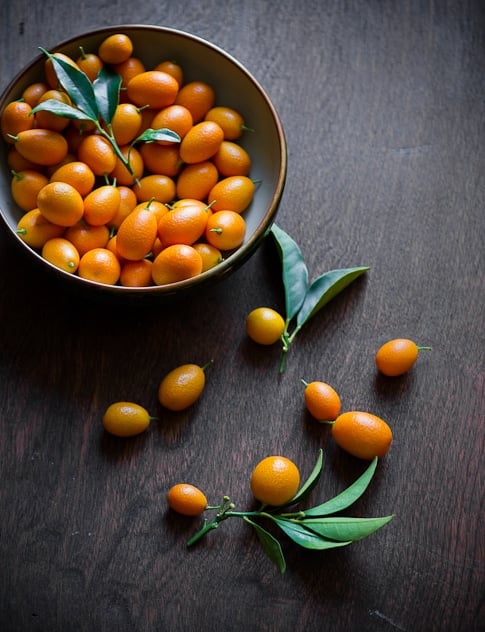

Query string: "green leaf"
[304, 457, 378, 517]
[135, 128, 182, 144]
[41, 48, 98, 120]
[30, 99, 93, 121]
[285, 449, 324, 507]
[93, 67, 121, 124]
[270, 224, 309, 321]
[301, 515, 394, 542]
[296, 266, 369, 328]
[270, 517, 352, 550]
[243, 517, 286, 573]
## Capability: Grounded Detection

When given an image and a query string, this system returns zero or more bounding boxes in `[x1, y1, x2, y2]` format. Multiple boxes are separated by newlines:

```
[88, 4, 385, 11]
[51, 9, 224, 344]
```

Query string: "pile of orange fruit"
[1, 32, 256, 287]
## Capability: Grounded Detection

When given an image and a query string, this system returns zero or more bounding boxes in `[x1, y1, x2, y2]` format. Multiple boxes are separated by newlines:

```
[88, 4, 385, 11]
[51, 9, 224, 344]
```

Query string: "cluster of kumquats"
[1, 32, 256, 287]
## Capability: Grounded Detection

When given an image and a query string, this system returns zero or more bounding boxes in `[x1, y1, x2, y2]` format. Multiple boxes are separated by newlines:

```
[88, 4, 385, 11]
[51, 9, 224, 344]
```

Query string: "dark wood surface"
[1, 2, 484, 631]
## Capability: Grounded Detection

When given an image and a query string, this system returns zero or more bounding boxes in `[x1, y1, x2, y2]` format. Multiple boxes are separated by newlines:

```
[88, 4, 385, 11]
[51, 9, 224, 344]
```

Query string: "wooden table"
[1, 2, 483, 631]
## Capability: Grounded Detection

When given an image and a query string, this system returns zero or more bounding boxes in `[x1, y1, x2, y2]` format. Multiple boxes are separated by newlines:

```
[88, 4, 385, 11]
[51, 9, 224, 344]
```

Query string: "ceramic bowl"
[0, 25, 286, 301]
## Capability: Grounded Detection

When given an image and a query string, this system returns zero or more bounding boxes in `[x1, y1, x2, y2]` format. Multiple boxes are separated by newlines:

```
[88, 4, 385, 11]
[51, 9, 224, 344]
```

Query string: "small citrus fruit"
[98, 33, 133, 64]
[37, 181, 84, 227]
[158, 363, 207, 411]
[250, 456, 300, 506]
[205, 210, 246, 251]
[11, 169, 49, 211]
[208, 175, 255, 213]
[102, 401, 153, 437]
[204, 105, 248, 140]
[151, 244, 203, 285]
[167, 483, 207, 516]
[331, 411, 393, 460]
[375, 338, 431, 377]
[303, 380, 341, 421]
[78, 248, 121, 285]
[127, 70, 179, 109]
[116, 206, 158, 261]
[42, 237, 80, 273]
[14, 128, 69, 166]
[16, 209, 65, 249]
[179, 120, 224, 164]
[246, 307, 285, 345]
[174, 80, 216, 122]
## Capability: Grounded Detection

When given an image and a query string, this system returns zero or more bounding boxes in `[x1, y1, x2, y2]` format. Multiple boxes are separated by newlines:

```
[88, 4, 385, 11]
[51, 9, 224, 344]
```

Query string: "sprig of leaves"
[30, 48, 180, 178]
[270, 224, 369, 372]
[186, 450, 394, 573]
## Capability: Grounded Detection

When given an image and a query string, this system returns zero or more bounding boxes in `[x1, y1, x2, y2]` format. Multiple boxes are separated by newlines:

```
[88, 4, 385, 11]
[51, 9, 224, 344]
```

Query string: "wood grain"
[0, 1, 484, 631]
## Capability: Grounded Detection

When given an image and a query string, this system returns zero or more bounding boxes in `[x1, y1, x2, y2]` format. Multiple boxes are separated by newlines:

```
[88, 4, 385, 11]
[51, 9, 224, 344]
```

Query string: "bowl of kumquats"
[0, 25, 286, 300]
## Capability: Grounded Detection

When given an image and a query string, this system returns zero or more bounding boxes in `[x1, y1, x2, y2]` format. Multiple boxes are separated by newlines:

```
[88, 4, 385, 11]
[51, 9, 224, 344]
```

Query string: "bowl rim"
[0, 24, 287, 299]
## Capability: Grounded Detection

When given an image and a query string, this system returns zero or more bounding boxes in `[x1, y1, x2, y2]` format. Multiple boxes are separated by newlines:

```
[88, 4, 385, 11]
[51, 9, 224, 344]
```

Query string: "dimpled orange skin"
[331, 411, 393, 460]
[303, 381, 341, 421]
[250, 456, 300, 506]
[102, 401, 151, 438]
[375, 338, 420, 376]
[167, 483, 208, 516]
[158, 363, 206, 411]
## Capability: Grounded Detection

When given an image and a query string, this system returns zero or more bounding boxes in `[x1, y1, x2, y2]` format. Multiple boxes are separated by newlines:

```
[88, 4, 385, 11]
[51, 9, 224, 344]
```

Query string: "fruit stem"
[417, 346, 432, 351]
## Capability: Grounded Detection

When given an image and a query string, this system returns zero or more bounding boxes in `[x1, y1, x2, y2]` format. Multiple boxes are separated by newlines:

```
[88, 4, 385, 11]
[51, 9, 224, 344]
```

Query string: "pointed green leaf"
[243, 517, 286, 573]
[301, 515, 394, 542]
[41, 48, 98, 120]
[285, 449, 324, 507]
[135, 128, 181, 144]
[296, 266, 369, 328]
[93, 67, 121, 124]
[270, 224, 309, 321]
[304, 457, 378, 517]
[31, 99, 93, 121]
[270, 517, 352, 550]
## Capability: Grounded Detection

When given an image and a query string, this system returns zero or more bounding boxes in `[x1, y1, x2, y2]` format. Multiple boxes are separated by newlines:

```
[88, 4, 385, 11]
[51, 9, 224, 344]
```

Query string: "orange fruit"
[7, 146, 39, 172]
[44, 53, 80, 89]
[83, 184, 121, 226]
[76, 49, 104, 82]
[302, 380, 341, 421]
[1, 100, 34, 143]
[11, 169, 49, 211]
[126, 71, 179, 109]
[204, 105, 248, 140]
[110, 102, 143, 145]
[375, 338, 432, 377]
[151, 243, 203, 285]
[208, 175, 255, 213]
[77, 134, 117, 176]
[14, 128, 69, 166]
[64, 222, 110, 256]
[205, 210, 246, 250]
[116, 206, 158, 261]
[112, 57, 146, 89]
[133, 199, 168, 223]
[37, 181, 84, 226]
[192, 242, 223, 272]
[158, 204, 209, 247]
[250, 456, 300, 506]
[179, 120, 224, 164]
[134, 173, 176, 204]
[109, 185, 138, 228]
[139, 142, 182, 177]
[174, 81, 216, 123]
[151, 104, 193, 143]
[78, 247, 121, 285]
[109, 144, 144, 186]
[331, 411, 393, 460]
[42, 237, 80, 273]
[49, 160, 96, 196]
[21, 82, 49, 107]
[212, 140, 251, 177]
[167, 483, 207, 516]
[102, 401, 153, 437]
[246, 307, 285, 345]
[16, 208, 65, 249]
[176, 161, 219, 201]
[98, 33, 133, 64]
[154, 60, 184, 86]
[119, 258, 154, 287]
[34, 89, 71, 132]
[158, 363, 207, 411]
